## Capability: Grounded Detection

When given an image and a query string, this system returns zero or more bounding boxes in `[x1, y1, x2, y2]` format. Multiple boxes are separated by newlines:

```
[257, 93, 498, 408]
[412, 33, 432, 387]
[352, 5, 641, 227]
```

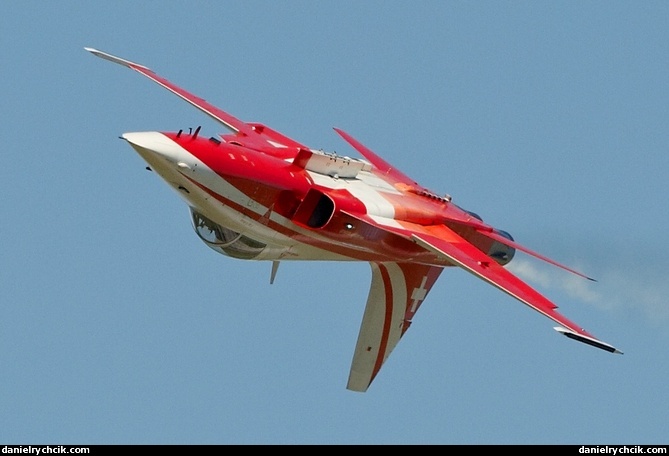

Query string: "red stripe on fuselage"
[167, 133, 447, 263]
[181, 172, 402, 262]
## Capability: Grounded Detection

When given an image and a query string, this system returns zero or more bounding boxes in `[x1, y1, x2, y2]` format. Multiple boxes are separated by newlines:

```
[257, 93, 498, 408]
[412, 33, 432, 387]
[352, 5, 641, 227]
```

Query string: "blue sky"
[1, 1, 668, 444]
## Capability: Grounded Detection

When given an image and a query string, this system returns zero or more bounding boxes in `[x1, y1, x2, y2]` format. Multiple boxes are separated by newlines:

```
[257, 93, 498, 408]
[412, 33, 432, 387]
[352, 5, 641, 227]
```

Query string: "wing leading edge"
[85, 47, 310, 157]
[413, 226, 622, 354]
[85, 47, 255, 136]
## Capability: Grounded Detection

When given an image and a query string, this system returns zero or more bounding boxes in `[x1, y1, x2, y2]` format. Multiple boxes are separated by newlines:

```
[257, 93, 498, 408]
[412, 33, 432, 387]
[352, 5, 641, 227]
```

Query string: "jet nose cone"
[121, 131, 189, 167]
[122, 131, 175, 158]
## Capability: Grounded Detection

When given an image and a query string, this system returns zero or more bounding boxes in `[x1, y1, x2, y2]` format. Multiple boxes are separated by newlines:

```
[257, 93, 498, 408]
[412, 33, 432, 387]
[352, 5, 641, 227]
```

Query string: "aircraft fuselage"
[123, 129, 486, 265]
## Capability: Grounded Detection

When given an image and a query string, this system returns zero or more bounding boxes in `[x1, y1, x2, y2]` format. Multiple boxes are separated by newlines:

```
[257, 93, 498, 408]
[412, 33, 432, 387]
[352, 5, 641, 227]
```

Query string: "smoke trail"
[507, 258, 669, 324]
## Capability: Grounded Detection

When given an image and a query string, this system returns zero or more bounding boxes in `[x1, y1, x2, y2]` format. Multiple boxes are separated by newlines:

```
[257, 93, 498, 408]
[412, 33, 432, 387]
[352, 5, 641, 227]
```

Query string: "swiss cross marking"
[410, 276, 429, 313]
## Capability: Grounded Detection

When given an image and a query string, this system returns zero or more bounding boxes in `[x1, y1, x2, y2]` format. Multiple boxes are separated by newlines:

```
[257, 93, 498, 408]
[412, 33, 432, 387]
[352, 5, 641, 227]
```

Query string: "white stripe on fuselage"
[307, 171, 398, 219]
[124, 132, 357, 261]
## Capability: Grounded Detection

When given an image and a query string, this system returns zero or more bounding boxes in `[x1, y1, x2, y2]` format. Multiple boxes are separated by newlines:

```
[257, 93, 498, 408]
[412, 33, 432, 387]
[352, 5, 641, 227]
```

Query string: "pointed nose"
[122, 131, 188, 165]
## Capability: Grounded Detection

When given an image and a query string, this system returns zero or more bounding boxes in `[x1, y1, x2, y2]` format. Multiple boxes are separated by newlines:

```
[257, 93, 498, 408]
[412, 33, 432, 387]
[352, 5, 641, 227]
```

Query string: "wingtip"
[84, 46, 149, 70]
[553, 326, 621, 354]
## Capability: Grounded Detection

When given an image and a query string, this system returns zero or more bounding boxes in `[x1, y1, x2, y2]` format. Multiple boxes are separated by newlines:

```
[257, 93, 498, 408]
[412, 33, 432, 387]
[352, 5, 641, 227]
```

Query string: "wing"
[348, 262, 443, 392]
[85, 47, 309, 158]
[345, 213, 622, 358]
[412, 226, 621, 353]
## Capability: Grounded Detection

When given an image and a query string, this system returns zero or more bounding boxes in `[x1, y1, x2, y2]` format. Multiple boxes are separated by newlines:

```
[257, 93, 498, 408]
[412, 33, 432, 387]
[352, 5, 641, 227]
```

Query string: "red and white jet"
[86, 47, 621, 392]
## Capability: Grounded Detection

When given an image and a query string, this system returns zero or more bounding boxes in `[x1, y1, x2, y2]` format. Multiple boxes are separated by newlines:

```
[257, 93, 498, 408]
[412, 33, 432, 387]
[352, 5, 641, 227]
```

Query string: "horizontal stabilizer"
[554, 326, 622, 354]
[437, 210, 595, 281]
[478, 228, 596, 281]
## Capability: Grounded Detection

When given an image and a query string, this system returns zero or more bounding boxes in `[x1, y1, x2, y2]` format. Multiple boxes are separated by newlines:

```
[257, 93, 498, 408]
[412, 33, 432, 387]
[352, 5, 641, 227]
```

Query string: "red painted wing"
[85, 47, 257, 135]
[84, 47, 309, 157]
[345, 212, 621, 355]
[412, 225, 621, 353]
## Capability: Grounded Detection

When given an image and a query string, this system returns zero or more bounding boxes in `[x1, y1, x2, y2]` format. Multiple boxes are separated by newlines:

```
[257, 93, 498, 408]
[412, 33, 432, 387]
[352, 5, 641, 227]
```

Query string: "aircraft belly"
[172, 170, 356, 261]
[189, 190, 352, 261]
